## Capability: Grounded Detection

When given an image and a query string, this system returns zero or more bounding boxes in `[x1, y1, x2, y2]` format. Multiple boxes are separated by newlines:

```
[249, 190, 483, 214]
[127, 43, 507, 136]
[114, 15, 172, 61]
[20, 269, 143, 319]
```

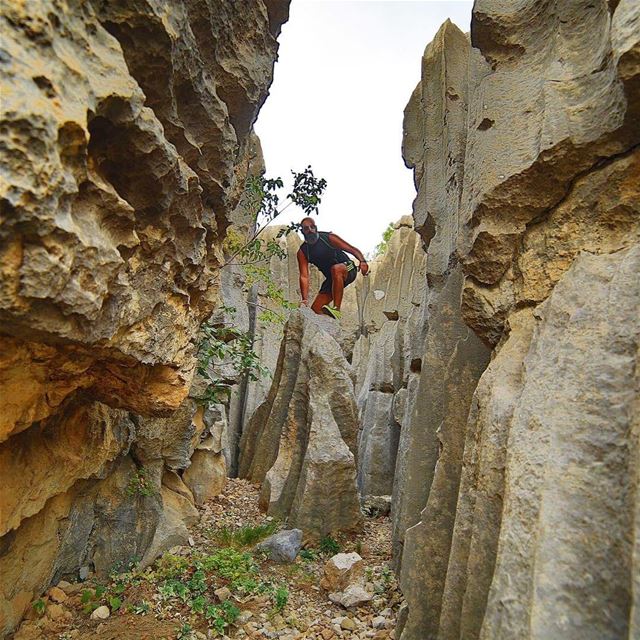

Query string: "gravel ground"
[12, 479, 402, 640]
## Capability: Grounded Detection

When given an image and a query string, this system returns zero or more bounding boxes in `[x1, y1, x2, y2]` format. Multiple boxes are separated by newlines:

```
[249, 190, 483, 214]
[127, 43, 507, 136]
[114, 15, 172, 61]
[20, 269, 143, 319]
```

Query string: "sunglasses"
[301, 224, 316, 231]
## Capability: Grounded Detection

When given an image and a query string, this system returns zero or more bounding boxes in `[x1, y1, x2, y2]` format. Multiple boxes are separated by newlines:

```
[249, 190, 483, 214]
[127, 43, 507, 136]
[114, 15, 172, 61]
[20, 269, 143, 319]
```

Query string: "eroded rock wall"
[0, 1, 289, 635]
[350, 216, 428, 499]
[397, 2, 640, 639]
[238, 309, 362, 540]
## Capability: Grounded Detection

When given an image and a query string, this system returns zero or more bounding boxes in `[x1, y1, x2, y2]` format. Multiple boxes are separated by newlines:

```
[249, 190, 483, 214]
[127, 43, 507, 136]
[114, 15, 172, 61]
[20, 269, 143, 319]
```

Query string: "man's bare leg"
[311, 292, 333, 315]
[330, 263, 348, 310]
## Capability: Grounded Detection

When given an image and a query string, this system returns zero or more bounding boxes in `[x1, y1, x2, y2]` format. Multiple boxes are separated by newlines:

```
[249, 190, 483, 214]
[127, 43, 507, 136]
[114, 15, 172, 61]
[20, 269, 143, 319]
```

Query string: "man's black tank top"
[301, 232, 350, 278]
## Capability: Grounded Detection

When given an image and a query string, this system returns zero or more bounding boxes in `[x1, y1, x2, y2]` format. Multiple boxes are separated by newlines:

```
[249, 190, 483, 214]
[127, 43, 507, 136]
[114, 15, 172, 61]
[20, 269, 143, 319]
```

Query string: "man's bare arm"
[297, 248, 310, 304]
[328, 233, 369, 274]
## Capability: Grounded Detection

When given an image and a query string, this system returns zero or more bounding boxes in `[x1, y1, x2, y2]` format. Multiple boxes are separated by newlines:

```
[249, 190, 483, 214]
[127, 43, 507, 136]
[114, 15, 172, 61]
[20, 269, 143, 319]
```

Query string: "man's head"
[300, 217, 319, 245]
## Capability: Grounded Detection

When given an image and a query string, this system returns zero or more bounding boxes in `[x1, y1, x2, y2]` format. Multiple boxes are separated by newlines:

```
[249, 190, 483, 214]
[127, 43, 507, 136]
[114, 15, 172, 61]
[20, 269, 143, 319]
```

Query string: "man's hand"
[359, 261, 369, 276]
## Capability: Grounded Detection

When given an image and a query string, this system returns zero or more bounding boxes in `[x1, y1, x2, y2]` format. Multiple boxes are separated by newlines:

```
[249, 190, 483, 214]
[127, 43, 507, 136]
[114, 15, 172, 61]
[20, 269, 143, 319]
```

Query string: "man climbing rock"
[297, 217, 369, 319]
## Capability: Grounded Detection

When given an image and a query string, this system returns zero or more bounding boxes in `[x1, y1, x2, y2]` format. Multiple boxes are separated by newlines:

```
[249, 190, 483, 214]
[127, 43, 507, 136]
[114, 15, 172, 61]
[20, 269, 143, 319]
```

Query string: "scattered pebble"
[90, 605, 110, 620]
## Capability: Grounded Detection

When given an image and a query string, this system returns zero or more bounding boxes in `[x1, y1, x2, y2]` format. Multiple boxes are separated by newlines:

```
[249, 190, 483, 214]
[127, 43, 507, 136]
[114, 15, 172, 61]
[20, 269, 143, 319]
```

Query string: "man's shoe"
[322, 304, 341, 320]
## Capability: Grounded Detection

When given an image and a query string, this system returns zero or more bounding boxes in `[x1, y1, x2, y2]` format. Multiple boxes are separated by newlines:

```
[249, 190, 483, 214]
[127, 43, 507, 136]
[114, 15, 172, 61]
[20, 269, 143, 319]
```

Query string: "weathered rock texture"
[0, 1, 289, 635]
[350, 216, 428, 498]
[396, 3, 640, 639]
[238, 309, 362, 539]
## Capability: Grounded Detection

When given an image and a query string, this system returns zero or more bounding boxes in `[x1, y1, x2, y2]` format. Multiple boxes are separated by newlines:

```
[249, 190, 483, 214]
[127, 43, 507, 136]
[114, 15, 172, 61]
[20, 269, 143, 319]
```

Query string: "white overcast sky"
[255, 0, 473, 255]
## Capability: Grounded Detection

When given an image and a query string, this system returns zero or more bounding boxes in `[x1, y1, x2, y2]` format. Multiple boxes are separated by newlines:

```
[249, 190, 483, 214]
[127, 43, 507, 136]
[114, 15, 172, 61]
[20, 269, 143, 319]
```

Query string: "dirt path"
[13, 479, 402, 640]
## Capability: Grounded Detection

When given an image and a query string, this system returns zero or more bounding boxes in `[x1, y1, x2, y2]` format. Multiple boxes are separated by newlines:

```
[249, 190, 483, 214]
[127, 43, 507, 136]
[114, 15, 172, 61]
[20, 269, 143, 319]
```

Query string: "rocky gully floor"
[12, 479, 402, 640]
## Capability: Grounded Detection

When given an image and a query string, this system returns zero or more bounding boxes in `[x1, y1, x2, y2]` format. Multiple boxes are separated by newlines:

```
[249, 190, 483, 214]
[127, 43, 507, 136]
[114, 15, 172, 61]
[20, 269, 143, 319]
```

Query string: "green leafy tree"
[198, 167, 327, 403]
[372, 222, 395, 258]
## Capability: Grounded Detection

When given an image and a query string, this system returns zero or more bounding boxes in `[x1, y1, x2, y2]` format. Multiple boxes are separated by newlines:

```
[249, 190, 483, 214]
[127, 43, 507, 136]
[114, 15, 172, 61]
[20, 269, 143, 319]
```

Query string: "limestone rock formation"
[183, 439, 227, 507]
[238, 309, 362, 539]
[350, 216, 428, 498]
[0, 0, 289, 635]
[395, 3, 640, 639]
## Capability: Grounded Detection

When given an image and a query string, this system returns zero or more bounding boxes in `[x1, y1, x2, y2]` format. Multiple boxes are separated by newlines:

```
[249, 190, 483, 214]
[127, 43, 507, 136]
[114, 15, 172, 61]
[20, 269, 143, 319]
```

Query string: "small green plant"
[273, 585, 289, 612]
[81, 585, 107, 615]
[231, 576, 264, 595]
[158, 579, 190, 603]
[205, 600, 240, 634]
[220, 600, 240, 622]
[83, 600, 102, 615]
[111, 581, 126, 595]
[226, 166, 327, 268]
[190, 594, 207, 614]
[32, 598, 46, 617]
[126, 467, 154, 497]
[177, 623, 194, 640]
[319, 535, 341, 556]
[197, 322, 270, 404]
[299, 548, 317, 562]
[372, 221, 395, 258]
[108, 596, 122, 612]
[200, 548, 257, 582]
[132, 600, 150, 615]
[212, 520, 279, 549]
[187, 569, 207, 595]
[155, 553, 190, 579]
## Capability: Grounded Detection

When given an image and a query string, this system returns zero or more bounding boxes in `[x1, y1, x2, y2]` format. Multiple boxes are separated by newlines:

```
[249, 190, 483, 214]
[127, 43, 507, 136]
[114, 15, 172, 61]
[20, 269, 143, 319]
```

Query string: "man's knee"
[331, 263, 347, 277]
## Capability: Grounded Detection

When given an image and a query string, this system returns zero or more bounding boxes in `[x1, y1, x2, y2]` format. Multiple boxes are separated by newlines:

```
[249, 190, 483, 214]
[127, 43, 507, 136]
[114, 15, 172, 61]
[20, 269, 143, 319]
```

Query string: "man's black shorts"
[319, 261, 357, 294]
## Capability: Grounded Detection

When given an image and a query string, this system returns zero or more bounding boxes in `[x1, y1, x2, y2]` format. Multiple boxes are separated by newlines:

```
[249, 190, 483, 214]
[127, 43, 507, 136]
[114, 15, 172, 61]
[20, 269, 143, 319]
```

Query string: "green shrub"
[319, 536, 341, 556]
[132, 601, 150, 615]
[205, 600, 240, 634]
[372, 222, 395, 258]
[126, 467, 154, 497]
[212, 520, 279, 549]
[299, 548, 317, 562]
[32, 599, 46, 617]
[200, 548, 256, 581]
[155, 553, 190, 579]
[273, 585, 289, 612]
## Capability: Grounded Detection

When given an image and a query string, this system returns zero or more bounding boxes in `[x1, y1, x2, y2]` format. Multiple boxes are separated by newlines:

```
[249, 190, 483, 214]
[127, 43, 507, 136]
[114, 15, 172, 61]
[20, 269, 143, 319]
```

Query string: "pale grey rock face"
[394, 267, 489, 621]
[183, 448, 227, 507]
[479, 247, 640, 640]
[357, 389, 396, 496]
[255, 529, 303, 563]
[238, 309, 362, 539]
[396, 3, 640, 639]
[351, 219, 429, 500]
[141, 476, 200, 569]
[360, 495, 392, 518]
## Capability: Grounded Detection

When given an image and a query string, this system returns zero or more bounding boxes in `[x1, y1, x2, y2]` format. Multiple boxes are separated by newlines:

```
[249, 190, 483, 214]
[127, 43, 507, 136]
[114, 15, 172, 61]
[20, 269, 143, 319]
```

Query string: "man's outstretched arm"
[328, 233, 369, 275]
[297, 248, 310, 304]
